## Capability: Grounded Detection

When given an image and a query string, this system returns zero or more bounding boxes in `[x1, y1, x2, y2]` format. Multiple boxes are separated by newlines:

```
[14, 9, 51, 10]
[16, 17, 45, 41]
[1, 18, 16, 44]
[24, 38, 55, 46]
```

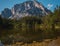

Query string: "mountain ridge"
[1, 0, 51, 19]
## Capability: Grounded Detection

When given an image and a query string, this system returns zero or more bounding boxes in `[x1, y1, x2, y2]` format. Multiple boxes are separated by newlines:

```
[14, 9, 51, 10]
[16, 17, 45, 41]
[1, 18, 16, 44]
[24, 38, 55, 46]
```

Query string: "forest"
[0, 6, 60, 44]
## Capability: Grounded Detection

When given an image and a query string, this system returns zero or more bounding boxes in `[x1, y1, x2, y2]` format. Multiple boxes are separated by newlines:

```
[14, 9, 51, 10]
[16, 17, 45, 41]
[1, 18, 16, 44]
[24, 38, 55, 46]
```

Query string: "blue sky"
[0, 0, 60, 13]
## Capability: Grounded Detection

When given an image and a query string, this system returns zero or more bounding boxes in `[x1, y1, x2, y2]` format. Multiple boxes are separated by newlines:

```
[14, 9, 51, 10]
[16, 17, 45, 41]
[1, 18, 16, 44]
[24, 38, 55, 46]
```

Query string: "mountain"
[1, 0, 51, 19]
[1, 8, 12, 18]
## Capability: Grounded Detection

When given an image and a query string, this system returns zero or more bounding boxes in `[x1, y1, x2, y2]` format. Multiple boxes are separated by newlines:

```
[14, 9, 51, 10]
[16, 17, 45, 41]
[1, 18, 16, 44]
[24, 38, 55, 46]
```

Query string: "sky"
[0, 0, 60, 13]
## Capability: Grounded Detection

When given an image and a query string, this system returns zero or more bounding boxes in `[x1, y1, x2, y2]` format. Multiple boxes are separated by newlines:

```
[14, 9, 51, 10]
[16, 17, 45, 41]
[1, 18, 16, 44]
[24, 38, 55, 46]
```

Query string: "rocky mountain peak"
[1, 0, 51, 19]
[1, 8, 12, 18]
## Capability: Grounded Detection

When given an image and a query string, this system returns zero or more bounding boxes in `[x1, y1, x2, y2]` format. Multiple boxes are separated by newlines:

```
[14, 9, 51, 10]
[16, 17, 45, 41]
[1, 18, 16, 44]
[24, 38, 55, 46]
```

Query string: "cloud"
[47, 4, 53, 9]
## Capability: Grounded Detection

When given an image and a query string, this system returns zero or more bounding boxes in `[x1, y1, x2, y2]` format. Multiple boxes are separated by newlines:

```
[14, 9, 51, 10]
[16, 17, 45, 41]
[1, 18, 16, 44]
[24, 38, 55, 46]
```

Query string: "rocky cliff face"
[1, 8, 12, 18]
[1, 0, 51, 19]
